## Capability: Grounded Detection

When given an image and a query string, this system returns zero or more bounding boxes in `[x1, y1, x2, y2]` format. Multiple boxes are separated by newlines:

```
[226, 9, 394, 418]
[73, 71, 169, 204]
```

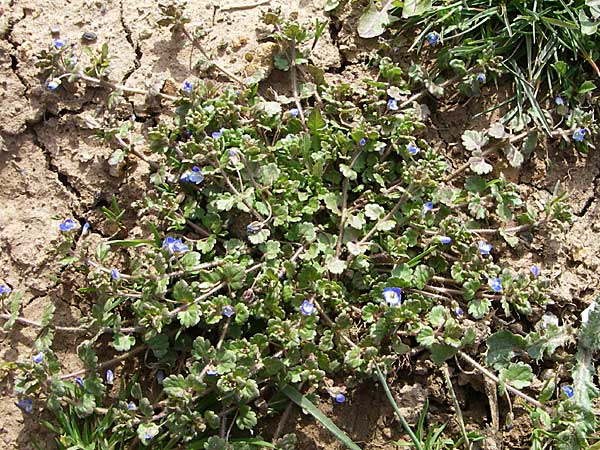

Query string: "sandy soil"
[0, 0, 599, 449]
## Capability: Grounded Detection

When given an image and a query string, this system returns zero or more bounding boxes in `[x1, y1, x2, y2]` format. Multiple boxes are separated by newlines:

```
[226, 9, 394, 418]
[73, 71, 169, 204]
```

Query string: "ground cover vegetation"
[1, 0, 599, 449]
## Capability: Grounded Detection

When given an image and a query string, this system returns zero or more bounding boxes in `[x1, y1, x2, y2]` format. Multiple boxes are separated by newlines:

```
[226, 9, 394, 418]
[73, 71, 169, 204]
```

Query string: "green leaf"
[417, 326, 435, 347]
[307, 106, 326, 132]
[430, 344, 457, 364]
[429, 305, 446, 328]
[323, 193, 341, 215]
[173, 280, 194, 303]
[579, 9, 598, 35]
[357, 1, 394, 39]
[526, 325, 573, 361]
[137, 423, 160, 446]
[365, 203, 385, 221]
[107, 239, 154, 247]
[236, 405, 258, 430]
[340, 164, 357, 180]
[324, 0, 340, 11]
[163, 374, 192, 401]
[488, 122, 506, 139]
[485, 330, 526, 370]
[326, 256, 347, 274]
[281, 385, 363, 450]
[180, 252, 202, 271]
[503, 144, 524, 168]
[468, 155, 493, 175]
[147, 334, 170, 359]
[498, 362, 532, 395]
[256, 101, 282, 117]
[74, 393, 96, 418]
[402, 0, 431, 18]
[578, 80, 597, 94]
[2, 292, 22, 330]
[177, 304, 201, 328]
[40, 303, 56, 328]
[113, 333, 135, 352]
[248, 228, 270, 244]
[462, 130, 489, 152]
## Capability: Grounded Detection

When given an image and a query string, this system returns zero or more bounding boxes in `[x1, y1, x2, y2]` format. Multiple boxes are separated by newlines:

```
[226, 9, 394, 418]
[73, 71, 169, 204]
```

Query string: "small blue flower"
[229, 149, 238, 159]
[289, 108, 299, 117]
[407, 143, 419, 155]
[383, 287, 402, 306]
[359, 137, 367, 147]
[59, 218, 77, 233]
[530, 265, 540, 277]
[0, 285, 11, 295]
[53, 39, 66, 49]
[335, 393, 346, 403]
[179, 173, 190, 183]
[387, 99, 399, 111]
[16, 398, 33, 414]
[422, 202, 434, 217]
[455, 306, 463, 317]
[188, 166, 205, 184]
[206, 367, 218, 376]
[300, 299, 315, 316]
[555, 96, 564, 106]
[573, 128, 586, 142]
[488, 277, 502, 293]
[476, 73, 486, 83]
[247, 223, 258, 234]
[81, 222, 90, 236]
[181, 80, 193, 94]
[562, 385, 574, 398]
[127, 402, 137, 410]
[111, 269, 120, 281]
[162, 237, 189, 255]
[105, 369, 114, 384]
[425, 31, 440, 45]
[211, 128, 224, 139]
[156, 370, 165, 384]
[439, 236, 452, 244]
[478, 241, 492, 255]
[47, 79, 60, 90]
[32, 352, 44, 364]
[75, 376, 84, 387]
[222, 305, 235, 318]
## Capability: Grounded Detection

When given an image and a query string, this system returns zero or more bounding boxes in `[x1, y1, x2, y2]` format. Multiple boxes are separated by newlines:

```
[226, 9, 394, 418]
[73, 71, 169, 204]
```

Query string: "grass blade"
[280, 385, 363, 450]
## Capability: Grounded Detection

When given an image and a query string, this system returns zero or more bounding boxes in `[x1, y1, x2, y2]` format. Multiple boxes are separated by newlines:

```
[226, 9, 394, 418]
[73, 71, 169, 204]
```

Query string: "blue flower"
[439, 236, 452, 244]
[211, 128, 224, 139]
[335, 393, 346, 403]
[75, 376, 84, 387]
[562, 385, 574, 398]
[0, 285, 11, 295]
[407, 143, 419, 155]
[181, 80, 193, 93]
[383, 287, 402, 306]
[530, 265, 540, 277]
[156, 370, 165, 384]
[81, 222, 90, 236]
[387, 99, 399, 111]
[16, 398, 33, 414]
[111, 269, 120, 281]
[53, 39, 66, 49]
[32, 352, 44, 364]
[359, 138, 367, 147]
[162, 237, 189, 254]
[206, 367, 218, 376]
[127, 402, 137, 410]
[105, 369, 114, 384]
[300, 299, 315, 316]
[573, 128, 586, 142]
[555, 96, 564, 106]
[426, 31, 440, 45]
[422, 202, 434, 217]
[47, 79, 60, 90]
[59, 218, 77, 233]
[247, 223, 258, 234]
[455, 306, 463, 317]
[478, 241, 492, 255]
[222, 305, 235, 317]
[488, 277, 502, 292]
[188, 166, 204, 184]
[476, 73, 486, 83]
[289, 108, 299, 117]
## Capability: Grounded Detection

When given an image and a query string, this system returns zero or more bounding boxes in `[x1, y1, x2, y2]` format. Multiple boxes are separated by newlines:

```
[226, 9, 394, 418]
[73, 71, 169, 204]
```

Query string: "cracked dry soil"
[0, 0, 599, 449]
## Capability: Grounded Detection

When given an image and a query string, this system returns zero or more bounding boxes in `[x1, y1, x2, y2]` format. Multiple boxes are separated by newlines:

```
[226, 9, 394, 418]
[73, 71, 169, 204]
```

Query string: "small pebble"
[50, 26, 60, 35]
[82, 31, 97, 42]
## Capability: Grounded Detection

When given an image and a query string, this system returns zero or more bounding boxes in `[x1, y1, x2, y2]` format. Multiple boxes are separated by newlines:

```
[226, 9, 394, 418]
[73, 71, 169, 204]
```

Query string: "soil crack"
[120, 0, 142, 84]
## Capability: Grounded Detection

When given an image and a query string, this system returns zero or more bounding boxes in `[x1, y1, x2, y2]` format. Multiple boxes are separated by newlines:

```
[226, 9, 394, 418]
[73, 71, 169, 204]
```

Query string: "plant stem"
[457, 351, 552, 413]
[441, 364, 472, 450]
[0, 314, 84, 332]
[375, 366, 424, 450]
[289, 36, 306, 126]
[79, 74, 178, 101]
